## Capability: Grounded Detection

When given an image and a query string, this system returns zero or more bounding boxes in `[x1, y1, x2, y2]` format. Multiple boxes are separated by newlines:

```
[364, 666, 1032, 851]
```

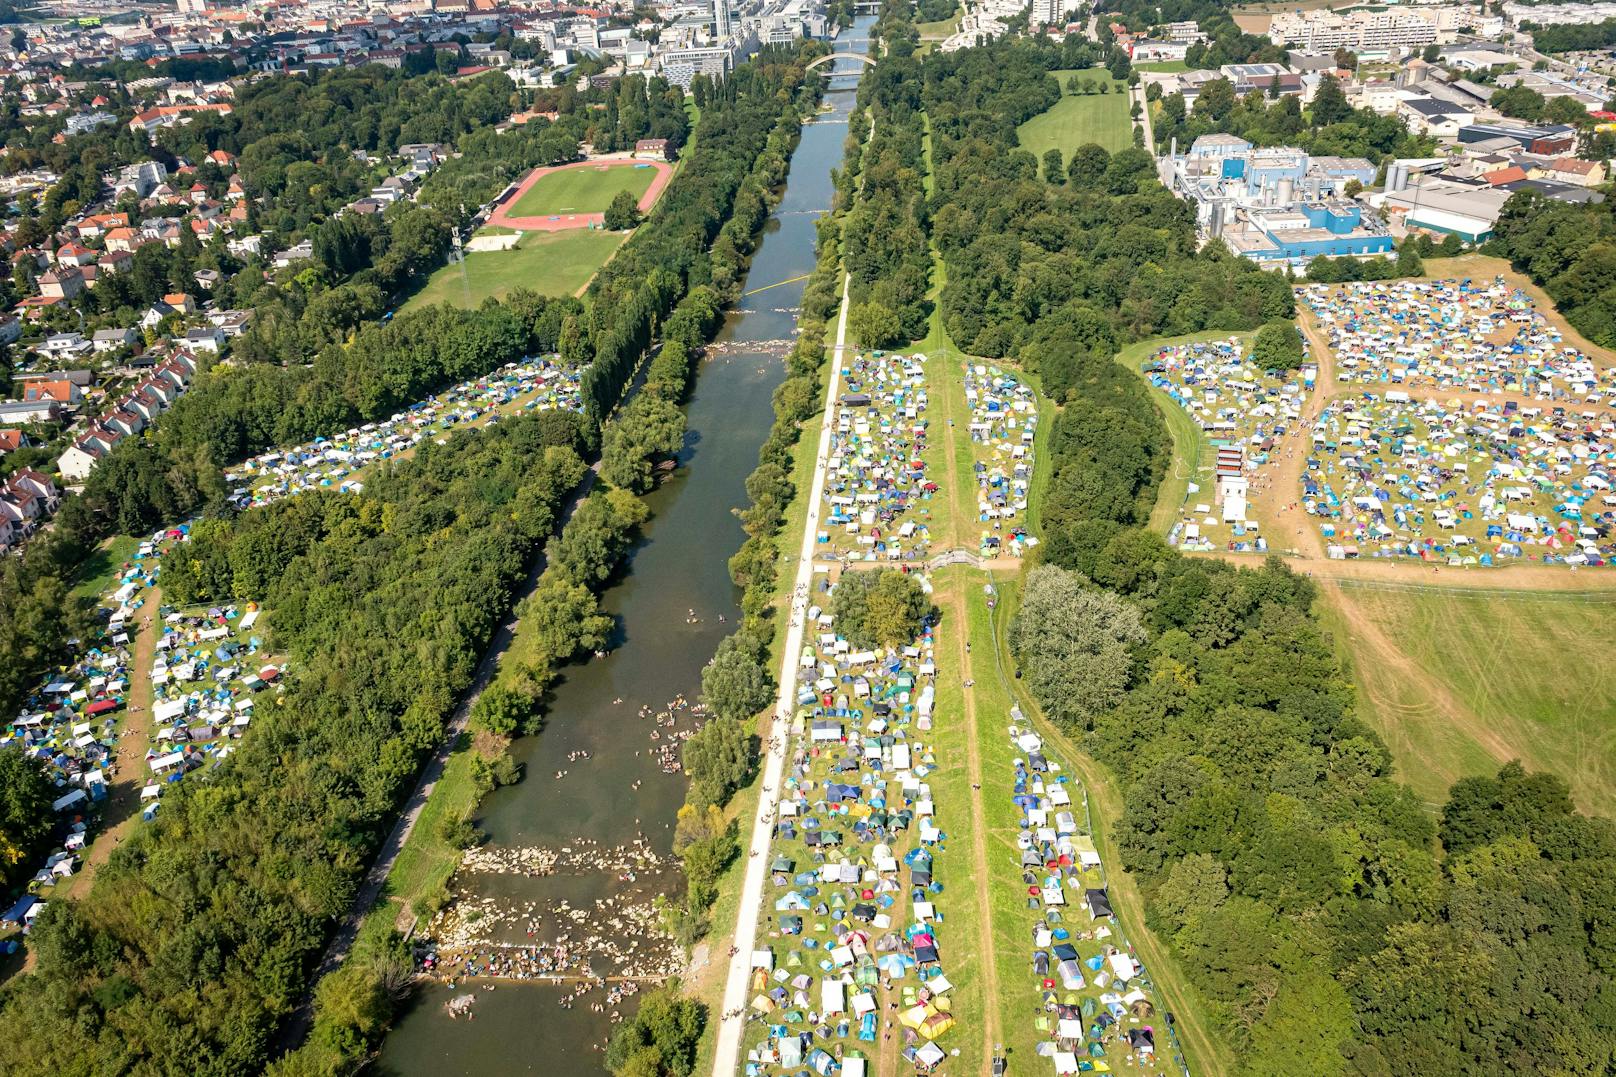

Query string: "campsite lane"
[710, 271, 852, 1077]
[53, 585, 160, 910]
[984, 576, 1234, 1077]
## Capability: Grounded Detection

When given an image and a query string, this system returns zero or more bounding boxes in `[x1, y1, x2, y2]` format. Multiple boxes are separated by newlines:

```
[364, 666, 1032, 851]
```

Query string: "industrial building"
[1159, 135, 1393, 265]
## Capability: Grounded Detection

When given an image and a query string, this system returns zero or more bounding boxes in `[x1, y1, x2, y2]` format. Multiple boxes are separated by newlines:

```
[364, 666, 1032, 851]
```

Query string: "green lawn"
[403, 229, 625, 310]
[916, 14, 959, 37]
[1134, 60, 1188, 73]
[507, 163, 657, 217]
[71, 534, 140, 603]
[1017, 71, 1133, 158]
[1316, 584, 1616, 817]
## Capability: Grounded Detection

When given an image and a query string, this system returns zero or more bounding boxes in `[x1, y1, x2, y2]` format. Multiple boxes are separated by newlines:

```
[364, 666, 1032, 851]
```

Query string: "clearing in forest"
[1016, 71, 1133, 158]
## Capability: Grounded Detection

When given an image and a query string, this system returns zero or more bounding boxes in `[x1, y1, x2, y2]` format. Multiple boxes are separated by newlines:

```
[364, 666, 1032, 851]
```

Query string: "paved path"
[487, 158, 674, 232]
[709, 273, 852, 1077]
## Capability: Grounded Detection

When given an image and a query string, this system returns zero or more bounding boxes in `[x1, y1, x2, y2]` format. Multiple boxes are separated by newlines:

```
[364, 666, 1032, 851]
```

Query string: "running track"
[487, 158, 675, 232]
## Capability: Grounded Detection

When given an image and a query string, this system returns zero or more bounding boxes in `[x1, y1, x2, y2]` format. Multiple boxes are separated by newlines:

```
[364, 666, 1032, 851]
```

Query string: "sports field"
[403, 229, 625, 310]
[1317, 582, 1616, 815]
[507, 163, 657, 217]
[1017, 70, 1133, 157]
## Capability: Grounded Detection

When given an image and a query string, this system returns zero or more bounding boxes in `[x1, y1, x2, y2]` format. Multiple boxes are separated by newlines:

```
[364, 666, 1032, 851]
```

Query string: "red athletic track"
[486, 157, 675, 232]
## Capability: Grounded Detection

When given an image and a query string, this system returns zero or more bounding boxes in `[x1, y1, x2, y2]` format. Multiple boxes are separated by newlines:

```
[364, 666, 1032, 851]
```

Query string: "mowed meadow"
[1317, 581, 1616, 815]
[1015, 70, 1133, 157]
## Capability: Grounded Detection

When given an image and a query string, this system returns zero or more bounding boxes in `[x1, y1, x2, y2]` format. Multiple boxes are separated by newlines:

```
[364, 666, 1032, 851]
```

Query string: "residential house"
[23, 378, 81, 406]
[92, 327, 138, 352]
[37, 266, 84, 299]
[161, 293, 197, 316]
[183, 326, 223, 352]
[0, 400, 59, 425]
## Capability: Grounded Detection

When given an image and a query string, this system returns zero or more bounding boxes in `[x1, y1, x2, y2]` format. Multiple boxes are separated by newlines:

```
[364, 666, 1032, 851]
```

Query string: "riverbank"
[368, 45, 868, 1076]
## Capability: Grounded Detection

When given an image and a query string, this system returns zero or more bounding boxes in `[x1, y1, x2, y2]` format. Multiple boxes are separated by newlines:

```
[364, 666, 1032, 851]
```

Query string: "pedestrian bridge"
[805, 52, 877, 72]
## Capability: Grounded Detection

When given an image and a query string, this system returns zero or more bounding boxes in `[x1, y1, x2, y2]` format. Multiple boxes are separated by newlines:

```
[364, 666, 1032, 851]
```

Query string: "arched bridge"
[805, 52, 877, 72]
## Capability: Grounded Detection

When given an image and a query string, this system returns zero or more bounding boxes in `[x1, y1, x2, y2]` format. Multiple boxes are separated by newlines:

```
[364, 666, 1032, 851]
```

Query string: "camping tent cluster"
[143, 603, 281, 815]
[819, 352, 935, 563]
[1305, 394, 1616, 565]
[1300, 278, 1616, 398]
[998, 708, 1169, 1076]
[743, 571, 956, 1076]
[0, 534, 177, 917]
[225, 357, 582, 509]
[963, 364, 1039, 558]
[1145, 337, 1309, 553]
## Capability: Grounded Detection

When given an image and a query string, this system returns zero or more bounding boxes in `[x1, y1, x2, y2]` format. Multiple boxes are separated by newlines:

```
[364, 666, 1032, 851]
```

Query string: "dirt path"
[56, 585, 161, 907]
[939, 578, 1002, 1068]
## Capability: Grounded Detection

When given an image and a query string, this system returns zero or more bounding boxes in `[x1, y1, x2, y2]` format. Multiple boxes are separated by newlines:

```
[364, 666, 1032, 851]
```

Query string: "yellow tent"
[919, 1011, 956, 1040]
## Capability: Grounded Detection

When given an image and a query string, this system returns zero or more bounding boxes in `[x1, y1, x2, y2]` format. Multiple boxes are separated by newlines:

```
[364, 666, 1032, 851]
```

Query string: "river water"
[375, 23, 873, 1076]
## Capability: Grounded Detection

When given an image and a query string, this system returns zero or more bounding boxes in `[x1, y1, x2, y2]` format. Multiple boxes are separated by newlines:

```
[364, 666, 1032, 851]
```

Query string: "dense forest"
[0, 414, 589, 1075]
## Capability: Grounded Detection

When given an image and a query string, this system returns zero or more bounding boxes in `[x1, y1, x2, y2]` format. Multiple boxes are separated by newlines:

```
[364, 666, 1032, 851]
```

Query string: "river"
[375, 22, 874, 1075]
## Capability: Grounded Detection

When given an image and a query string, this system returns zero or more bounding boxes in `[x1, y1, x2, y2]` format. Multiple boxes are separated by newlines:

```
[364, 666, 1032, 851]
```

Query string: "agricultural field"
[402, 229, 625, 310]
[507, 162, 658, 217]
[1016, 71, 1133, 158]
[1317, 582, 1616, 815]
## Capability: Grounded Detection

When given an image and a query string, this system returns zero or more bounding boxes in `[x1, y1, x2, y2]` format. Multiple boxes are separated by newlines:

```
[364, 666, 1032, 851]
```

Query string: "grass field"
[917, 14, 960, 36]
[403, 229, 624, 310]
[71, 534, 140, 603]
[1134, 60, 1188, 73]
[508, 164, 656, 217]
[1017, 71, 1133, 158]
[1316, 582, 1616, 816]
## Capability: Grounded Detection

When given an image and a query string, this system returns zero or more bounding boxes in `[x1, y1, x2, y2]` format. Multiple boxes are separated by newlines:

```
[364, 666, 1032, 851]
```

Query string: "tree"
[699, 636, 773, 722]
[470, 682, 531, 738]
[1009, 564, 1146, 731]
[604, 188, 642, 230]
[1311, 74, 1353, 127]
[1067, 142, 1111, 188]
[1422, 43, 1441, 63]
[848, 300, 903, 349]
[1395, 239, 1423, 278]
[0, 747, 55, 891]
[682, 717, 756, 807]
[604, 987, 705, 1077]
[1251, 320, 1304, 371]
[1042, 148, 1064, 185]
[601, 395, 686, 493]
[831, 569, 930, 648]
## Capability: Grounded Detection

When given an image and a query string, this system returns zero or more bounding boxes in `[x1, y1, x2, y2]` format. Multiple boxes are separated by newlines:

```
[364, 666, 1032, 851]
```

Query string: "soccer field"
[402, 229, 625, 310]
[1016, 70, 1133, 158]
[507, 164, 658, 217]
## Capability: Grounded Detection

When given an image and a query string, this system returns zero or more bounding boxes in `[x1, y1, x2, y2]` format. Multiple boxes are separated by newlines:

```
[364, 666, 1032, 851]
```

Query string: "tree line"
[1151, 73, 1433, 166]
[579, 46, 824, 427]
[1486, 190, 1616, 350]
